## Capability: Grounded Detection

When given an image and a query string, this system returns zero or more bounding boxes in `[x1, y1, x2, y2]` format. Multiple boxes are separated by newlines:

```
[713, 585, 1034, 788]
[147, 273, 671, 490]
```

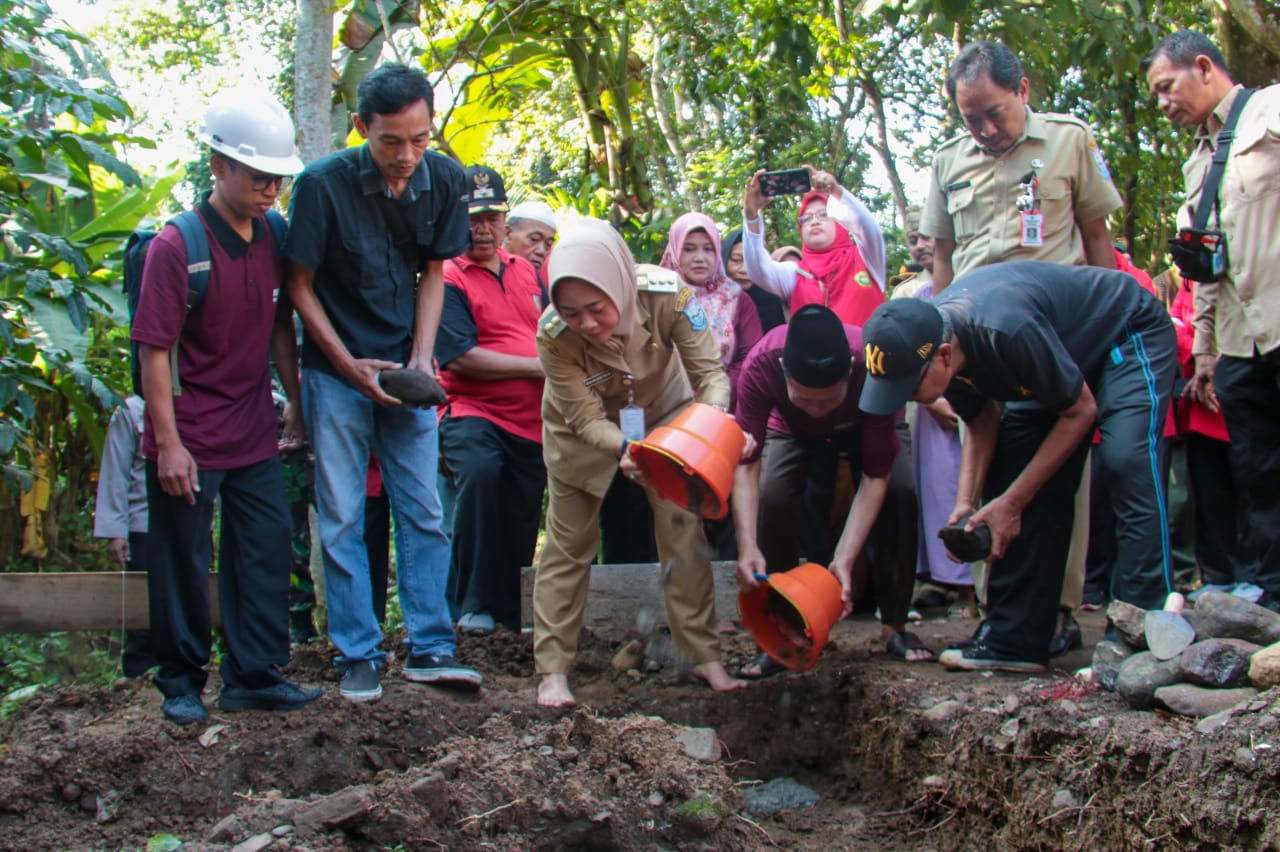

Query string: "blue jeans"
[302, 369, 455, 666]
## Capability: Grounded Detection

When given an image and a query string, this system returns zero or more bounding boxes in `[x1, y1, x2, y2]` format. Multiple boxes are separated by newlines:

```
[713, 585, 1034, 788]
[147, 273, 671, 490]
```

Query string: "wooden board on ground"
[519, 561, 741, 629]
[0, 573, 222, 632]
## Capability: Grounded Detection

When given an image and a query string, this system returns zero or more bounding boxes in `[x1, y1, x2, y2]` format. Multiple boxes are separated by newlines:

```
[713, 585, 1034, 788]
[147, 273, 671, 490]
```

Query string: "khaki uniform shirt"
[537, 264, 731, 496]
[1177, 84, 1280, 358]
[921, 109, 1122, 278]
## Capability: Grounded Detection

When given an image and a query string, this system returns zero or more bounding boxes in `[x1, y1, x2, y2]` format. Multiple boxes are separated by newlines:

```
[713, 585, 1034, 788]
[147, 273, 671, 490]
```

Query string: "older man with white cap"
[504, 199, 558, 279]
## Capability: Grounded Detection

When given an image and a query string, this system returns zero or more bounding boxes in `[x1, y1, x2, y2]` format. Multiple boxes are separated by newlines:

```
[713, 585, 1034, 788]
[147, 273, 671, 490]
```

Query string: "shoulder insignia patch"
[1090, 141, 1112, 181]
[855, 270, 873, 288]
[674, 287, 693, 311]
[636, 264, 680, 293]
[683, 297, 708, 332]
[541, 309, 567, 338]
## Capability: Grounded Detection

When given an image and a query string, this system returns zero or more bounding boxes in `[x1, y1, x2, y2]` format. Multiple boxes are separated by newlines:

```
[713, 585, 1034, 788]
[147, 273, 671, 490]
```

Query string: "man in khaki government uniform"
[920, 40, 1125, 657]
[1145, 29, 1280, 613]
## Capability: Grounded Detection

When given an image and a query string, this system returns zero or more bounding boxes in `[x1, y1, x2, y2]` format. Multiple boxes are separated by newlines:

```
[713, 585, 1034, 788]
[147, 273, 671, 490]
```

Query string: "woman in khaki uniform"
[534, 219, 750, 707]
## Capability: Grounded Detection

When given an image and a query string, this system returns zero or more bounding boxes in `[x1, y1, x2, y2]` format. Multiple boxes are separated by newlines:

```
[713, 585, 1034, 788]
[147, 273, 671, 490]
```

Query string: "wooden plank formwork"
[0, 572, 221, 632]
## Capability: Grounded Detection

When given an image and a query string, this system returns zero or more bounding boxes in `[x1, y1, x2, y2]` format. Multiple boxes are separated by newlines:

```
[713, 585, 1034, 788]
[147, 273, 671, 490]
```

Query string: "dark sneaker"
[1048, 610, 1083, 658]
[939, 640, 1047, 674]
[404, 653, 483, 689]
[218, 681, 322, 712]
[340, 660, 383, 703]
[946, 619, 991, 651]
[162, 694, 209, 725]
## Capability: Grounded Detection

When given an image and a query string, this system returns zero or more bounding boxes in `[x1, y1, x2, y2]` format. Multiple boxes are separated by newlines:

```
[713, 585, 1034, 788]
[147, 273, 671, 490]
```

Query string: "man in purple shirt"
[732, 305, 926, 677]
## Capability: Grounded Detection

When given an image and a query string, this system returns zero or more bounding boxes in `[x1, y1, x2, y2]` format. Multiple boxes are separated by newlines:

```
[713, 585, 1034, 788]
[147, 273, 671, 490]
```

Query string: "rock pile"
[1092, 591, 1280, 717]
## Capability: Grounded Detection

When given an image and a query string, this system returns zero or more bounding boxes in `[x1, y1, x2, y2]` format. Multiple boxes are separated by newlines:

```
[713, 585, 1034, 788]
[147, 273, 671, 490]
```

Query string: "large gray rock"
[1116, 652, 1183, 710]
[1108, 600, 1148, 650]
[1154, 684, 1258, 718]
[1092, 640, 1135, 691]
[1176, 638, 1260, 688]
[1192, 591, 1280, 645]
[1146, 611, 1196, 660]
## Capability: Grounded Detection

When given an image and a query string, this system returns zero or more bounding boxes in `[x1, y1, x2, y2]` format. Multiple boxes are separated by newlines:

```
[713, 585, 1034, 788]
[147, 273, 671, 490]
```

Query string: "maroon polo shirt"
[131, 199, 287, 470]
[733, 323, 898, 476]
[437, 248, 545, 443]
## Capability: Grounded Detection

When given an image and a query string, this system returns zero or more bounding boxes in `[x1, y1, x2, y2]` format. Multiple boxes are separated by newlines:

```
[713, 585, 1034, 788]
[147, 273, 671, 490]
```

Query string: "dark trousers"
[984, 408, 1090, 664]
[441, 416, 546, 631]
[1185, 432, 1250, 586]
[1215, 349, 1280, 594]
[600, 470, 658, 563]
[365, 492, 391, 624]
[757, 428, 910, 626]
[122, 530, 158, 677]
[145, 455, 292, 698]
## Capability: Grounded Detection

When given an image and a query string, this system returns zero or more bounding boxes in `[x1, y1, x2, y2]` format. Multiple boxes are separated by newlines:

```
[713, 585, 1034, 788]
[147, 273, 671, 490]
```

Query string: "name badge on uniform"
[619, 405, 646, 441]
[1020, 212, 1044, 247]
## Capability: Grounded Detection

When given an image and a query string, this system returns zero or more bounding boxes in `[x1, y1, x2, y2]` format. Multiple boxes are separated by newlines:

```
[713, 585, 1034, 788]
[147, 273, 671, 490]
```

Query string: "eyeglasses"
[798, 211, 829, 226]
[229, 160, 287, 192]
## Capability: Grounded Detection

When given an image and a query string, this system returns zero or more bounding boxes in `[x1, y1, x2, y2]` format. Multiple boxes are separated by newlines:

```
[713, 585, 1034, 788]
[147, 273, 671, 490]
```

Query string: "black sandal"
[738, 651, 787, 680]
[887, 631, 937, 663]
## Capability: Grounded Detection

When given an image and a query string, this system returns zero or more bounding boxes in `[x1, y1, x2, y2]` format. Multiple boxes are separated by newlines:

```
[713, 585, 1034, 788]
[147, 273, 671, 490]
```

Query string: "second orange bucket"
[630, 402, 745, 519]
[738, 563, 844, 671]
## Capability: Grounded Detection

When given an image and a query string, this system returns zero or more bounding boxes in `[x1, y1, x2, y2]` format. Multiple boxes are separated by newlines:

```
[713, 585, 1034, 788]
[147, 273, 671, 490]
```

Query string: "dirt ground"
[1, 607, 1278, 851]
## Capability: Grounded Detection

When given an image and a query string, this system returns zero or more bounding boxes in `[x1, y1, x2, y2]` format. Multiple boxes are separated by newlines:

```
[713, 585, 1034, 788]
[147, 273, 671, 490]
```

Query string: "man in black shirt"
[285, 64, 480, 702]
[859, 261, 1176, 672]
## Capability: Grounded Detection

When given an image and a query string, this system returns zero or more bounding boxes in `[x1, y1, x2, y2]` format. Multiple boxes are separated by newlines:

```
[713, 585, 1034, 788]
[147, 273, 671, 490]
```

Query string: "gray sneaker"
[457, 612, 496, 636]
[403, 653, 482, 689]
[340, 660, 383, 703]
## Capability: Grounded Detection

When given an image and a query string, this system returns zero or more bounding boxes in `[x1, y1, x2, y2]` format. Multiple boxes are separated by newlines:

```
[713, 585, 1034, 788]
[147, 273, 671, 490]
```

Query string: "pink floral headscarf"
[658, 212, 741, 367]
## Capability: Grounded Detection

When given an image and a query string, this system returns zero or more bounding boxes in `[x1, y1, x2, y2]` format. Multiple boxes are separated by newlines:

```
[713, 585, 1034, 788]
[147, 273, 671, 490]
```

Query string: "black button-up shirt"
[285, 144, 470, 373]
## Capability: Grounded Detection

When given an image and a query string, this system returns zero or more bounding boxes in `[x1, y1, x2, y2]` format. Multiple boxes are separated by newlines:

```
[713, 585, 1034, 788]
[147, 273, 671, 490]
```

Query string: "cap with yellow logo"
[858, 299, 945, 415]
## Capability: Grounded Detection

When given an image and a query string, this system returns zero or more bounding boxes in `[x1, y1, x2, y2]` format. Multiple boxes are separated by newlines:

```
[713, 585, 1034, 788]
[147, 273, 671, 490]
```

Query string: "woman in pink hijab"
[659, 212, 762, 399]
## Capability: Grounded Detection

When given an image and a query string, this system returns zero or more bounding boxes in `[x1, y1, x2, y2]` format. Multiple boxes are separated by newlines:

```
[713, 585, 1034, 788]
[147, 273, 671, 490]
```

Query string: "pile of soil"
[1, 611, 1277, 849]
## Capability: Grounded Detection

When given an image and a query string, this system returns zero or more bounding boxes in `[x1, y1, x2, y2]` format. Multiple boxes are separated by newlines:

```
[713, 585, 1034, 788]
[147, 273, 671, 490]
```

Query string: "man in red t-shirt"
[436, 166, 547, 634]
[131, 90, 320, 724]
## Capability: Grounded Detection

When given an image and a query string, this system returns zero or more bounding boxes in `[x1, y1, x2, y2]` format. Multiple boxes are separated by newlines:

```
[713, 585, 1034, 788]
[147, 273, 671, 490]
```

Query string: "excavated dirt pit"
[1, 610, 1278, 850]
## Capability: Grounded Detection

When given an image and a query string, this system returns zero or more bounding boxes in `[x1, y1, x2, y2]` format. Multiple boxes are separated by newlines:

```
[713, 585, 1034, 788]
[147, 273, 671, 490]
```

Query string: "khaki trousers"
[533, 474, 720, 674]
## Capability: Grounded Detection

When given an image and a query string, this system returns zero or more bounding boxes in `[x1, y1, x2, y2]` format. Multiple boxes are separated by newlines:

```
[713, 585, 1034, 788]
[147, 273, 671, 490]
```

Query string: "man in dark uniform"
[859, 261, 1176, 672]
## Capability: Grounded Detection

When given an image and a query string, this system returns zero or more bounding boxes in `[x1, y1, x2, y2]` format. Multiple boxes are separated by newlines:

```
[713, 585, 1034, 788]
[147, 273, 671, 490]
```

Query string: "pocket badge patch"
[683, 298, 708, 331]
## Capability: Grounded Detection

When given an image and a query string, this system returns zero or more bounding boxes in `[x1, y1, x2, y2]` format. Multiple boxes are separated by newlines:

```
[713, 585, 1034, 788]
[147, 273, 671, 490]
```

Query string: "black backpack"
[123, 208, 287, 395]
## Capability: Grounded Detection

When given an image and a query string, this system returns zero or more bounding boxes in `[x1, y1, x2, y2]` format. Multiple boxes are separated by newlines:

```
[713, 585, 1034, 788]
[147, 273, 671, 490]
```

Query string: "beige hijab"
[547, 218, 637, 356]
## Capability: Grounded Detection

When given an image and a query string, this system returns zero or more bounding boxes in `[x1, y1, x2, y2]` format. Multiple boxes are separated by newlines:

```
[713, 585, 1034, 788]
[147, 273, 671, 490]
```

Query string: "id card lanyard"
[1017, 164, 1043, 248]
[618, 374, 646, 441]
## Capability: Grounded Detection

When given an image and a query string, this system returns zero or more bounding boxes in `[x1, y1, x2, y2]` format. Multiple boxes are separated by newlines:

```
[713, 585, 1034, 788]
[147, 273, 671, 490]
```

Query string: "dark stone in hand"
[379, 369, 447, 407]
[937, 514, 992, 562]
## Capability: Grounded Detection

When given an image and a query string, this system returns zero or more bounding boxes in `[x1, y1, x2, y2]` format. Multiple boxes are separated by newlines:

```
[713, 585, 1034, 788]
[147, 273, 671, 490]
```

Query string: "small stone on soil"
[675, 727, 719, 763]
[1050, 790, 1078, 811]
[923, 699, 964, 723]
[742, 777, 820, 815]
[207, 814, 246, 842]
[1154, 684, 1259, 718]
[230, 833, 273, 852]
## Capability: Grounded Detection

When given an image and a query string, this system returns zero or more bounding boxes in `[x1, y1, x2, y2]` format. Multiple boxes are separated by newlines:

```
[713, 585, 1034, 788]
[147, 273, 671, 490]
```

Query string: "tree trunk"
[294, 0, 335, 164]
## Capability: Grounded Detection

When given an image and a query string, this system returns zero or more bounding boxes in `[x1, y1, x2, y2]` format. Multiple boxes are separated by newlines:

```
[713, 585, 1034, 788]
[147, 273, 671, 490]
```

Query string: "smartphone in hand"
[758, 168, 812, 197]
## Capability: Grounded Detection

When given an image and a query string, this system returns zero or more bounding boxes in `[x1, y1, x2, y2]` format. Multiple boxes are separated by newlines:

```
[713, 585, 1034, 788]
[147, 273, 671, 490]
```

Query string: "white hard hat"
[198, 89, 304, 176]
[507, 200, 558, 231]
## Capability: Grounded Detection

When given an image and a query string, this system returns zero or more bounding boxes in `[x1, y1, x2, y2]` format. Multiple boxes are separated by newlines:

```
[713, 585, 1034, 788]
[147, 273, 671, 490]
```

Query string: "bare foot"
[537, 673, 576, 707]
[692, 661, 749, 692]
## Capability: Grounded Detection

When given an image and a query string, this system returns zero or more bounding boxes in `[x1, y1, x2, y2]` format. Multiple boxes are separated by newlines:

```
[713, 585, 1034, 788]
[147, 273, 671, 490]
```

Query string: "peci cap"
[465, 165, 509, 213]
[782, 305, 852, 388]
[857, 299, 945, 415]
[507, 199, 557, 231]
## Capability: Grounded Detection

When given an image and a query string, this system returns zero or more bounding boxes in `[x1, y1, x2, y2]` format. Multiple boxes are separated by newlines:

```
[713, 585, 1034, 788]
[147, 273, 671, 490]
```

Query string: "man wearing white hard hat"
[503, 199, 557, 281]
[131, 89, 320, 725]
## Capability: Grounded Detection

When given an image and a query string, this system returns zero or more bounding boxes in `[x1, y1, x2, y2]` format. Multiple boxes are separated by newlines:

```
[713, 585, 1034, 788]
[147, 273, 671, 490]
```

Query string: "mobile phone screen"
[759, 169, 812, 197]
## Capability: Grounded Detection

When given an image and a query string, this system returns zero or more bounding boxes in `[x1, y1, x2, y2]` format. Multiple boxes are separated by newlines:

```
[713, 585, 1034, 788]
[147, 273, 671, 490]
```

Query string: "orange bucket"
[738, 563, 843, 671]
[630, 403, 745, 519]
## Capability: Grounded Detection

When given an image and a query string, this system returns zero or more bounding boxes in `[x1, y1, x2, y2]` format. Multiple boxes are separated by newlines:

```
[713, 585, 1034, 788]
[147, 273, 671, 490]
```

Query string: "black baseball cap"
[782, 304, 851, 388]
[858, 299, 945, 415]
[464, 165, 508, 213]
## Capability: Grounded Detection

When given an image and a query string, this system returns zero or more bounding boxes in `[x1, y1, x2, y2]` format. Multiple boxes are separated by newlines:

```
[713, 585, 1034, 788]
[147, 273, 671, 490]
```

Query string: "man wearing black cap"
[859, 260, 1176, 672]
[732, 305, 922, 675]
[437, 165, 547, 635]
